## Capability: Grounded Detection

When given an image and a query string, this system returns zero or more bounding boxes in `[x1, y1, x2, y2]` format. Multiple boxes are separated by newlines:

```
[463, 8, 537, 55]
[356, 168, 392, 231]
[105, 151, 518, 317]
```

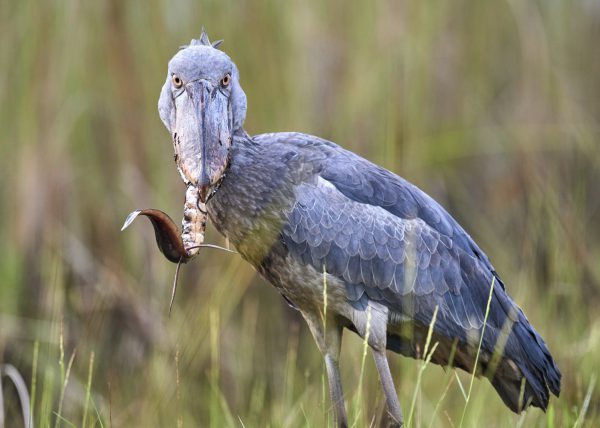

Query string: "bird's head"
[158, 30, 247, 201]
[122, 31, 244, 278]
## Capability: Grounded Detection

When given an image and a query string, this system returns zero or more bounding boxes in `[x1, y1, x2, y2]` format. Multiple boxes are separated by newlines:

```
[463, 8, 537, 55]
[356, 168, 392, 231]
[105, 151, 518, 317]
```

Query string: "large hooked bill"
[121, 186, 235, 314]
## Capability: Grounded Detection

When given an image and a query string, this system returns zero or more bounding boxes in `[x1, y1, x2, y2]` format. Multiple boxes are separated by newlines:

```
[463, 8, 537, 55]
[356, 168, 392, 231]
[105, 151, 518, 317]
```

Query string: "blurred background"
[1, 0, 599, 426]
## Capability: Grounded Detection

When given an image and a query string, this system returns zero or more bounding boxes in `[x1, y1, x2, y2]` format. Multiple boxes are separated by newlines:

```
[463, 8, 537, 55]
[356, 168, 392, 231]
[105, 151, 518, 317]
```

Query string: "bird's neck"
[205, 133, 293, 264]
[233, 126, 251, 140]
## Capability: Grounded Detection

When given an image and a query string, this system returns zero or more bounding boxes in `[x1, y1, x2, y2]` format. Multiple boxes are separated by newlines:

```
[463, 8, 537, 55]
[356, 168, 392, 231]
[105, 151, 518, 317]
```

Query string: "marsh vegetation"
[0, 0, 599, 426]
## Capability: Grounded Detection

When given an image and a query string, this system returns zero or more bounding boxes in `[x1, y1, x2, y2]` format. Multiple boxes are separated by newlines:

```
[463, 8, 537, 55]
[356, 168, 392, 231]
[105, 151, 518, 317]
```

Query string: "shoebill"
[123, 30, 560, 427]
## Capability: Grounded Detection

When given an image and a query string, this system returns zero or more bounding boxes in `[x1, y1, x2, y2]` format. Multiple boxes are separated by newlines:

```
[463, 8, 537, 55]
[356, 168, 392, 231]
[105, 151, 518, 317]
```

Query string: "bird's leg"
[324, 354, 346, 428]
[353, 302, 404, 426]
[372, 349, 404, 427]
[301, 311, 348, 428]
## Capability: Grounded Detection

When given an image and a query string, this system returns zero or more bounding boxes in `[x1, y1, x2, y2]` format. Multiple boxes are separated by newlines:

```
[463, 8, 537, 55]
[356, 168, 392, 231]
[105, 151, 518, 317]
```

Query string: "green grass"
[1, 0, 600, 426]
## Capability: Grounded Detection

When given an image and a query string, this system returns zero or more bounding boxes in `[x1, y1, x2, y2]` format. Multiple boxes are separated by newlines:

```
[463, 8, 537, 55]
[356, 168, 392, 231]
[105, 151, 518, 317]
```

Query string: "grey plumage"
[153, 30, 561, 426]
[208, 132, 560, 412]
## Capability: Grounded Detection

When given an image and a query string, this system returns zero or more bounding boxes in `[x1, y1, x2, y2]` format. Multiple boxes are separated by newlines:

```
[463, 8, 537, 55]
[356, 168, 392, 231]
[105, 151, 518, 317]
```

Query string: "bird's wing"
[264, 133, 516, 344]
[282, 174, 515, 343]
[320, 146, 502, 287]
[255, 132, 559, 408]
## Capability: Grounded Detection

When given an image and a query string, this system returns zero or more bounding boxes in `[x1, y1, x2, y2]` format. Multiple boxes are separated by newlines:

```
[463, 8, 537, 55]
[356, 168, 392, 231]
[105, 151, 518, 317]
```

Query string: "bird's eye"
[221, 74, 231, 87]
[172, 74, 183, 88]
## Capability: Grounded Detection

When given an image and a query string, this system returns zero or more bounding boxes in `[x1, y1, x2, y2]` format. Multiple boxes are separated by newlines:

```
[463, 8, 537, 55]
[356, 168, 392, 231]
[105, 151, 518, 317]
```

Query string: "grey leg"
[325, 353, 348, 428]
[301, 311, 348, 428]
[372, 349, 404, 427]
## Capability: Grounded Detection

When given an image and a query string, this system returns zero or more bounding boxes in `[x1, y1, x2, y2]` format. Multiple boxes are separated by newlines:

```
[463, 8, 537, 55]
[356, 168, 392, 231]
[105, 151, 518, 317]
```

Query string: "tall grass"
[459, 276, 496, 428]
[1, 0, 599, 426]
[406, 306, 439, 428]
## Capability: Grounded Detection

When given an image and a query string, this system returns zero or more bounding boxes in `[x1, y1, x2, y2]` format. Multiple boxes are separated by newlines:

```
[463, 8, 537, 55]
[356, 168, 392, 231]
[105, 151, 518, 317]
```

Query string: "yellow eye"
[221, 74, 231, 87]
[172, 74, 183, 88]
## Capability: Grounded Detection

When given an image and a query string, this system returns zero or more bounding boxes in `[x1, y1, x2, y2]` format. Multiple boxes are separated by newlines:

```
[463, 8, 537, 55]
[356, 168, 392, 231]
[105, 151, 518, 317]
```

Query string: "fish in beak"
[121, 186, 208, 263]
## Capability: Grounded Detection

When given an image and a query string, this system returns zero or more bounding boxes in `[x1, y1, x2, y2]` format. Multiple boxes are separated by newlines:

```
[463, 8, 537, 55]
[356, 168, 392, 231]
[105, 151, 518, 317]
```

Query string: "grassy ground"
[1, 0, 599, 426]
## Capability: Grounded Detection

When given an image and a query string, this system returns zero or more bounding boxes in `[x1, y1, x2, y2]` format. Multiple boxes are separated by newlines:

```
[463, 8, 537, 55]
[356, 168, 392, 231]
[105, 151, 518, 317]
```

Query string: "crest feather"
[183, 27, 224, 50]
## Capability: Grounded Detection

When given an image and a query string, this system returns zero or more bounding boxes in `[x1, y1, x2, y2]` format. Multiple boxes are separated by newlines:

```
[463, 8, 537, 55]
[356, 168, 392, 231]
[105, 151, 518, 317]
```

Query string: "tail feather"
[386, 312, 561, 413]
[492, 314, 561, 412]
[490, 358, 548, 411]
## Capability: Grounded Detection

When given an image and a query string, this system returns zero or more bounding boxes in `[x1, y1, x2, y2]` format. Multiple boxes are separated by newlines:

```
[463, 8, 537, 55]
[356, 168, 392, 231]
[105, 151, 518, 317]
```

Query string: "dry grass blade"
[459, 276, 496, 427]
[30, 342, 39, 428]
[406, 306, 440, 428]
[573, 375, 596, 428]
[1, 364, 33, 428]
[55, 351, 76, 428]
[427, 374, 456, 428]
[81, 351, 95, 428]
[352, 306, 372, 428]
